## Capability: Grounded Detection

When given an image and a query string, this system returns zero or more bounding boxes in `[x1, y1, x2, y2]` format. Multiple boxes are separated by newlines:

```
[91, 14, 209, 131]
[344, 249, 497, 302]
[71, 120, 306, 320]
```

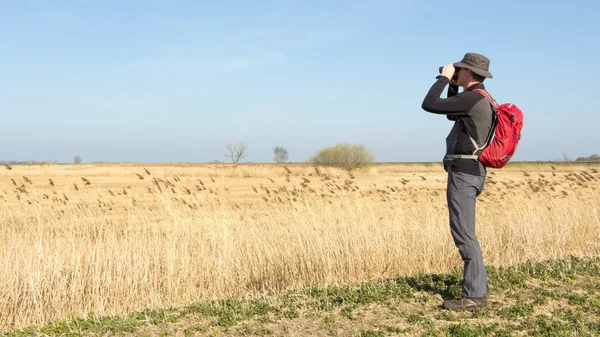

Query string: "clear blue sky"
[1, 0, 598, 163]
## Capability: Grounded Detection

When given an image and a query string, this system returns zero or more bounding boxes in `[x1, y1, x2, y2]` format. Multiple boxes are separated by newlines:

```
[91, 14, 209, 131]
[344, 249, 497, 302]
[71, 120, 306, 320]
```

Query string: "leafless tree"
[273, 146, 289, 163]
[224, 141, 247, 164]
[74, 155, 82, 164]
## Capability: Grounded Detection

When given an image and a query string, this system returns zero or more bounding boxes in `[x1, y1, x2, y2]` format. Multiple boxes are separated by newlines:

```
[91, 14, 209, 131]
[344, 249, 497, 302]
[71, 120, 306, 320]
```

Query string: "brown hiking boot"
[442, 296, 487, 312]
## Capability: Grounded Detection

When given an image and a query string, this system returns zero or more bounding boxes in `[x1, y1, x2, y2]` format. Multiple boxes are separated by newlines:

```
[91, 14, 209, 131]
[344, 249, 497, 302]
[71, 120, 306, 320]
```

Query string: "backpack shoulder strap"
[473, 89, 499, 109]
[472, 88, 499, 150]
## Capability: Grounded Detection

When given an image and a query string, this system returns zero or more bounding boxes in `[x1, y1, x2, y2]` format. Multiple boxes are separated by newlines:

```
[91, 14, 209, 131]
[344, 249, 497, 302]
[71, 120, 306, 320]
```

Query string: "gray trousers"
[446, 169, 488, 298]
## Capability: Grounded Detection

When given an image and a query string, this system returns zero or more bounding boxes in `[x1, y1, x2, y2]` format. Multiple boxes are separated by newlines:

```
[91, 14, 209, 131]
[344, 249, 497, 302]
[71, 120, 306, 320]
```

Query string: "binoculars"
[439, 66, 459, 82]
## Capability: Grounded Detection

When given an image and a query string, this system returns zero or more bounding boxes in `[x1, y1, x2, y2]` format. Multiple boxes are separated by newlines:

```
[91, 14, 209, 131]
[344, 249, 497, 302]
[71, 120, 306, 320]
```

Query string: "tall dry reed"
[1, 163, 599, 330]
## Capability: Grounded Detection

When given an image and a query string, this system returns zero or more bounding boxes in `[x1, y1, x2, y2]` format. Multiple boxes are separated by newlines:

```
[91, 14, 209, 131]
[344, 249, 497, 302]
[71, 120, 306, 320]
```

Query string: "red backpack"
[473, 89, 523, 168]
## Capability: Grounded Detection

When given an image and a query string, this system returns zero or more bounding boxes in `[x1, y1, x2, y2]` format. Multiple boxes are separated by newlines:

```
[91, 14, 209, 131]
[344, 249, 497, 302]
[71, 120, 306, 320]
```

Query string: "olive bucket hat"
[453, 52, 493, 78]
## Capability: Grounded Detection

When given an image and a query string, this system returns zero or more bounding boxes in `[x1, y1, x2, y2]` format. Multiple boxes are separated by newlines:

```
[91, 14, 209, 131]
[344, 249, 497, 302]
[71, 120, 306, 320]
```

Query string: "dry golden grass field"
[1, 162, 600, 334]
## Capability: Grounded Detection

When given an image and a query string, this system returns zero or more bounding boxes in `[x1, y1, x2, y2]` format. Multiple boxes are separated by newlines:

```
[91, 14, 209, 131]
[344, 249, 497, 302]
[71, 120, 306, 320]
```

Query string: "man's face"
[456, 67, 466, 87]
[456, 67, 473, 87]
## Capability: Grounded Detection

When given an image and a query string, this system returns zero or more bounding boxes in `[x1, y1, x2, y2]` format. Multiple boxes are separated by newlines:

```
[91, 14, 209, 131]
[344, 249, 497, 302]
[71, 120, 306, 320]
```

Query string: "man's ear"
[467, 69, 474, 79]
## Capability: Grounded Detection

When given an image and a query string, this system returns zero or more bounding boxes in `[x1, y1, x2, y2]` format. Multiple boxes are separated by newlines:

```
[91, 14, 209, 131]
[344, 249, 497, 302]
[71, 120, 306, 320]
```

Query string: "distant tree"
[575, 154, 600, 162]
[74, 155, 82, 164]
[273, 146, 289, 163]
[309, 143, 375, 171]
[224, 141, 247, 164]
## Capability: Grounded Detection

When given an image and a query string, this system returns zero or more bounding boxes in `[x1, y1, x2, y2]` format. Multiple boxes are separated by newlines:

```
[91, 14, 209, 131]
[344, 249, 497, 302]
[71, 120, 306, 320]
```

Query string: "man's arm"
[421, 76, 470, 116]
[447, 80, 459, 97]
[446, 81, 460, 120]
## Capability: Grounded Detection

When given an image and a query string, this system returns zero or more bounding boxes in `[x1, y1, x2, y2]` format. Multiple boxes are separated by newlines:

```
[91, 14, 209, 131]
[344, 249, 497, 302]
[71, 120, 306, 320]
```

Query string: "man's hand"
[440, 64, 455, 81]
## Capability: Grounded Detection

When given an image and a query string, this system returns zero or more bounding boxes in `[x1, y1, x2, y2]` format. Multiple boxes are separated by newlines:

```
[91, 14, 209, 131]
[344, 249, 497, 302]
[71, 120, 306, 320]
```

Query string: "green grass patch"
[6, 255, 600, 336]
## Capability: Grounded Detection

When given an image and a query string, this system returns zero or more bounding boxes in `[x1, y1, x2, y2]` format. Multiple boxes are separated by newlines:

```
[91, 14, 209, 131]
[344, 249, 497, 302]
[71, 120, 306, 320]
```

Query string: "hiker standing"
[421, 52, 496, 311]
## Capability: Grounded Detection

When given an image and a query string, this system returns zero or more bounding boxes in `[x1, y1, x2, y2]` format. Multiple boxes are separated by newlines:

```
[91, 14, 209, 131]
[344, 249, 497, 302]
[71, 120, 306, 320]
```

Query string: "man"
[421, 52, 496, 311]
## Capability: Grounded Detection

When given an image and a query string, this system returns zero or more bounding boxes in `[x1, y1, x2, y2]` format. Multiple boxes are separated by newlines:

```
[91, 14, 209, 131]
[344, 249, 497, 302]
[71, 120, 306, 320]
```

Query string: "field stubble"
[1, 162, 599, 331]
